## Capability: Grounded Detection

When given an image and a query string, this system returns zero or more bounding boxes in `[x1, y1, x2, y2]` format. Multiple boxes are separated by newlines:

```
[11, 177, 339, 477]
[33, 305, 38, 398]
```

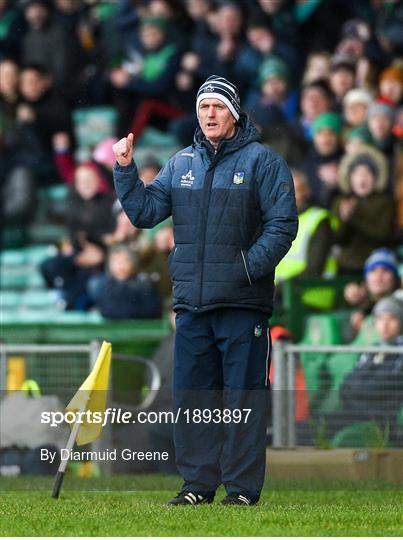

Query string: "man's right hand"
[113, 133, 134, 167]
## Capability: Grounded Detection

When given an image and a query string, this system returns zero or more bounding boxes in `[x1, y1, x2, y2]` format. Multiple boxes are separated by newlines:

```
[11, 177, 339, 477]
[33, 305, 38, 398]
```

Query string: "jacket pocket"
[240, 250, 253, 285]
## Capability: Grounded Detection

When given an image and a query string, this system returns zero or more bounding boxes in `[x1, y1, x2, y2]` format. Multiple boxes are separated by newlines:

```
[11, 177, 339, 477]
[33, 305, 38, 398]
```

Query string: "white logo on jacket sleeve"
[233, 171, 245, 184]
[181, 170, 195, 187]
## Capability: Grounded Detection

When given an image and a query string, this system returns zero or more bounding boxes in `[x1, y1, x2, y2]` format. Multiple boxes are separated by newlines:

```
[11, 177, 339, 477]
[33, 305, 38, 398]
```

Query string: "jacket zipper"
[196, 148, 218, 309]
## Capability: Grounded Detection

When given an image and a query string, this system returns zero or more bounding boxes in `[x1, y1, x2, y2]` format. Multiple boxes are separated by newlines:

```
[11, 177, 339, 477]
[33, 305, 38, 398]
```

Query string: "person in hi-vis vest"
[276, 168, 338, 309]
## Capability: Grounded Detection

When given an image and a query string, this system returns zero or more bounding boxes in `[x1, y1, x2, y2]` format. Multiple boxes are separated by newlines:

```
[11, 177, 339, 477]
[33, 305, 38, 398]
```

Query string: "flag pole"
[51, 400, 88, 499]
[51, 340, 111, 499]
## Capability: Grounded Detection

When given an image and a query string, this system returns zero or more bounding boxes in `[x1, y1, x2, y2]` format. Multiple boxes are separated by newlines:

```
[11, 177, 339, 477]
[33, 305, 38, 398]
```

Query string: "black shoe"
[166, 490, 214, 506]
[220, 493, 257, 506]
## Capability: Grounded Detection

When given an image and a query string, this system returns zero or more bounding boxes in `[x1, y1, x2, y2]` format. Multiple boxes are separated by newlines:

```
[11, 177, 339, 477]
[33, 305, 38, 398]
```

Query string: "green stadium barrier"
[282, 275, 361, 341]
[1, 318, 170, 357]
[320, 316, 379, 413]
[298, 314, 345, 415]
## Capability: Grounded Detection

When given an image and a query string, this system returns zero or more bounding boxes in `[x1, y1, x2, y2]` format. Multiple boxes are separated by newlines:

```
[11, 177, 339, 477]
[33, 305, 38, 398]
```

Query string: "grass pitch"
[1, 476, 402, 536]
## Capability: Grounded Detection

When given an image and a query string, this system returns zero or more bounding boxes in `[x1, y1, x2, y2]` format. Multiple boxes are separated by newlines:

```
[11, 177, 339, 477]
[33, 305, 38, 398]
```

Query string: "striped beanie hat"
[196, 75, 241, 121]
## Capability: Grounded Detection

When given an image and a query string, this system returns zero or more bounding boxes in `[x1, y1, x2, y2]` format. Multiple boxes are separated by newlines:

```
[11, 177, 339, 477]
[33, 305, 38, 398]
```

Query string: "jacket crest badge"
[254, 323, 262, 338]
[233, 171, 245, 185]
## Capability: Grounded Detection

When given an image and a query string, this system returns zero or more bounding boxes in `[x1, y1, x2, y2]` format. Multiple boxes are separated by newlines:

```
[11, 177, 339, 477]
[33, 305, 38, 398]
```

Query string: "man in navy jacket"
[113, 75, 298, 506]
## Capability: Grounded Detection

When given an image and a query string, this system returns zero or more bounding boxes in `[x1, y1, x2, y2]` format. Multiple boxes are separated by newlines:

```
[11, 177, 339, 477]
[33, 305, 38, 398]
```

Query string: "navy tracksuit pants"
[173, 307, 271, 501]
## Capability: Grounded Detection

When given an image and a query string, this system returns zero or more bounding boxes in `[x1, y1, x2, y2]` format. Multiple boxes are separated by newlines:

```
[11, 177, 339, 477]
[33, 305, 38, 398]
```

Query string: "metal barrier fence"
[1, 341, 402, 466]
[0, 343, 98, 402]
[0, 343, 161, 475]
[272, 342, 403, 449]
[0, 343, 160, 405]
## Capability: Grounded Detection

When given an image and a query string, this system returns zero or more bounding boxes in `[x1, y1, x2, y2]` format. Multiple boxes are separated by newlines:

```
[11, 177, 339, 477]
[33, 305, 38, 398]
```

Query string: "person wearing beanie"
[301, 111, 344, 208]
[344, 248, 400, 334]
[327, 295, 403, 446]
[378, 65, 403, 106]
[311, 111, 343, 137]
[364, 248, 399, 278]
[345, 124, 373, 155]
[113, 74, 298, 506]
[368, 102, 395, 126]
[373, 295, 403, 336]
[367, 102, 396, 151]
[244, 56, 298, 130]
[343, 88, 373, 128]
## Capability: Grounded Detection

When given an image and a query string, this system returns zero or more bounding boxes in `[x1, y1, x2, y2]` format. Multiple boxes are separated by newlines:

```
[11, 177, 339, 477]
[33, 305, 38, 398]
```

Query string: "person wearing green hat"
[259, 57, 290, 86]
[345, 124, 373, 155]
[301, 111, 344, 208]
[245, 55, 298, 130]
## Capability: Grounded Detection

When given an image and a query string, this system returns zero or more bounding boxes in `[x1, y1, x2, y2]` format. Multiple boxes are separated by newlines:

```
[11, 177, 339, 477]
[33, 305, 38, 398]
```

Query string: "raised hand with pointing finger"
[112, 133, 134, 167]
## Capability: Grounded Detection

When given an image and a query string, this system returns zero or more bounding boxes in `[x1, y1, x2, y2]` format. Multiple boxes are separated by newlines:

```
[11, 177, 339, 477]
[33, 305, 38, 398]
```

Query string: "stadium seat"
[28, 224, 68, 244]
[20, 290, 57, 309]
[1, 269, 30, 290]
[1, 291, 21, 309]
[26, 245, 58, 265]
[0, 249, 28, 266]
[73, 106, 117, 149]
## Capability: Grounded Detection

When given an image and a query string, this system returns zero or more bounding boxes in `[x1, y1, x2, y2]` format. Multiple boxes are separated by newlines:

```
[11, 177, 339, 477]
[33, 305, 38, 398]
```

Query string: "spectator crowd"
[1, 0, 402, 317]
[1, 0, 403, 448]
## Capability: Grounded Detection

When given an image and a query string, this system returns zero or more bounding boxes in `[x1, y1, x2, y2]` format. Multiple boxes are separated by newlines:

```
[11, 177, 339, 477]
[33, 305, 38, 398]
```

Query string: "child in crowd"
[332, 145, 395, 274]
[344, 124, 372, 155]
[342, 88, 372, 129]
[88, 245, 161, 319]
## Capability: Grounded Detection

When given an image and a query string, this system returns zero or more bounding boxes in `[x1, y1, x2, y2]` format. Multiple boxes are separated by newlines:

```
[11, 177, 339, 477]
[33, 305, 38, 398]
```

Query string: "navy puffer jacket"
[114, 114, 298, 316]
